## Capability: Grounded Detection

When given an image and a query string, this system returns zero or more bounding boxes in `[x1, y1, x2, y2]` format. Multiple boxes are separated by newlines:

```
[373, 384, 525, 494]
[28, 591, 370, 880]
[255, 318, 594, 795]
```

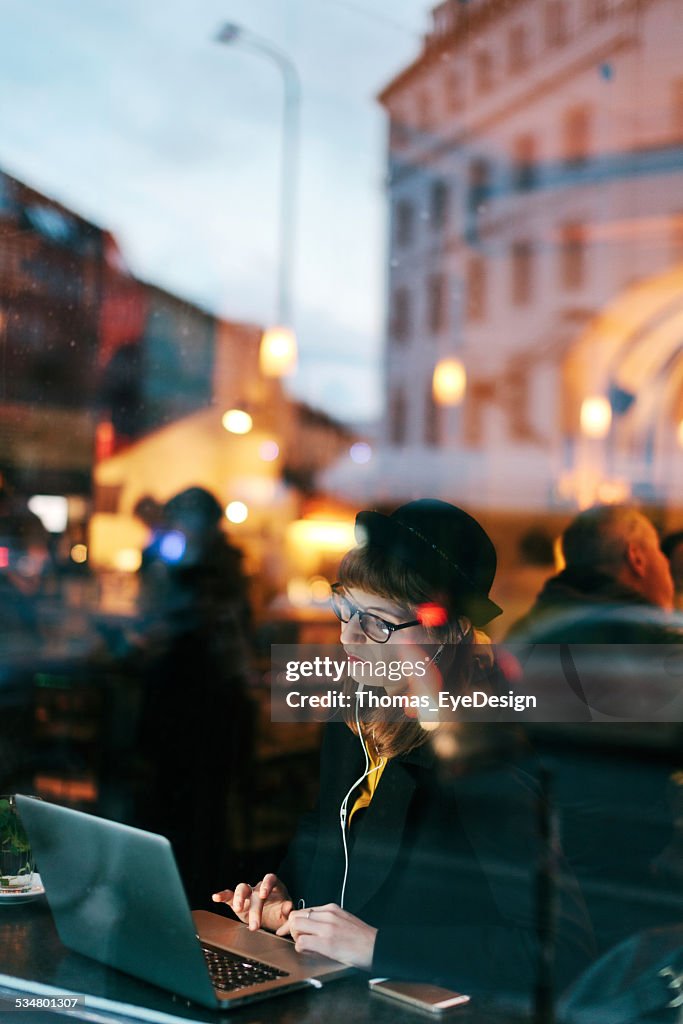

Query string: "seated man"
[506, 505, 677, 644]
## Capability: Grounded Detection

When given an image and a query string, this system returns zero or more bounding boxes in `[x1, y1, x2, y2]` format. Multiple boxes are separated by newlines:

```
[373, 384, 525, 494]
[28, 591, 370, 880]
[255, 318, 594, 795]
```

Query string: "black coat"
[278, 722, 594, 998]
[505, 568, 683, 644]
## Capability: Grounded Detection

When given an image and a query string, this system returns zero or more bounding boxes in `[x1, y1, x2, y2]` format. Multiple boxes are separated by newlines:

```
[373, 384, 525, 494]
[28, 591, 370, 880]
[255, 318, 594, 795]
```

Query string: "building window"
[445, 66, 464, 115]
[508, 24, 529, 73]
[672, 78, 683, 140]
[424, 379, 441, 446]
[468, 158, 492, 212]
[512, 134, 537, 191]
[511, 241, 534, 305]
[503, 369, 536, 441]
[563, 105, 592, 166]
[466, 257, 487, 322]
[546, 1, 569, 46]
[395, 200, 414, 247]
[391, 287, 412, 342]
[559, 222, 586, 289]
[390, 389, 407, 445]
[475, 50, 494, 95]
[463, 379, 494, 446]
[429, 179, 449, 230]
[417, 89, 431, 132]
[389, 117, 410, 150]
[433, 3, 457, 36]
[585, 0, 610, 23]
[427, 273, 448, 333]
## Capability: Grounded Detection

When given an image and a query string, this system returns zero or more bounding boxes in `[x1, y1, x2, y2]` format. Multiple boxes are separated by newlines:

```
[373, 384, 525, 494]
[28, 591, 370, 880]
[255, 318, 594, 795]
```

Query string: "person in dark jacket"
[505, 505, 683, 956]
[213, 500, 594, 996]
[506, 505, 677, 644]
[134, 486, 253, 905]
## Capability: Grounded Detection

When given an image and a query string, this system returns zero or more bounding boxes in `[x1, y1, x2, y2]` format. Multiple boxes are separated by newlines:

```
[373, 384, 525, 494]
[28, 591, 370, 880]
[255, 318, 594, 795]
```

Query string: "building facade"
[376, 0, 683, 510]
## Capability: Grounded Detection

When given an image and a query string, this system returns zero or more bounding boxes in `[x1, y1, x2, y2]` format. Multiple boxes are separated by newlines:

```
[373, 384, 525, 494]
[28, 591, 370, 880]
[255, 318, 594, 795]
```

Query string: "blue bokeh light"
[158, 530, 187, 563]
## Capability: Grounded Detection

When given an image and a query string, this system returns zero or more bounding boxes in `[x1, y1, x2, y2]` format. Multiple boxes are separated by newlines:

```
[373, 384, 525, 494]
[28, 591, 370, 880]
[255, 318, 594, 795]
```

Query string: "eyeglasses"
[330, 585, 420, 643]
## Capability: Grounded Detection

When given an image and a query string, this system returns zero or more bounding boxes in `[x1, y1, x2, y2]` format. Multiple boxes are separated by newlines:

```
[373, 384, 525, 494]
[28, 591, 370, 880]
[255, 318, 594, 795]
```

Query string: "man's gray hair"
[561, 505, 653, 575]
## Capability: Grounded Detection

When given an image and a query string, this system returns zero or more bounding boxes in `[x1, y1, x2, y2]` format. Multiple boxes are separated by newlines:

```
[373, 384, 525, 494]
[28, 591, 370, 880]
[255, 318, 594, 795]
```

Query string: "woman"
[213, 499, 593, 996]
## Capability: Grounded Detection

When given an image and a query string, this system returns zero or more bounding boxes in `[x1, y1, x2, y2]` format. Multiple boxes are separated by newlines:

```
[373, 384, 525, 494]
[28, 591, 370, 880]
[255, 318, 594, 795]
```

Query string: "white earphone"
[339, 682, 385, 908]
[337, 641, 445, 907]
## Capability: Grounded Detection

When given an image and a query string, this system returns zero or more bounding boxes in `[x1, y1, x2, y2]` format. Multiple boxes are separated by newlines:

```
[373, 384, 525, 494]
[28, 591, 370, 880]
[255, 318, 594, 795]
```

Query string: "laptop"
[15, 795, 352, 1010]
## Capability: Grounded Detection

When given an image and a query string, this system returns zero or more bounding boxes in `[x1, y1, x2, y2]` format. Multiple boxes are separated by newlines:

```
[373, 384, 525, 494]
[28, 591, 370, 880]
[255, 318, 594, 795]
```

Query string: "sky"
[0, 0, 431, 424]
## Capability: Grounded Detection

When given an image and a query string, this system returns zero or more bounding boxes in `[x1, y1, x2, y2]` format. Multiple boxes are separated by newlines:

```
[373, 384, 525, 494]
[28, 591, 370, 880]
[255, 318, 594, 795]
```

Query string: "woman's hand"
[212, 873, 293, 933]
[278, 903, 377, 969]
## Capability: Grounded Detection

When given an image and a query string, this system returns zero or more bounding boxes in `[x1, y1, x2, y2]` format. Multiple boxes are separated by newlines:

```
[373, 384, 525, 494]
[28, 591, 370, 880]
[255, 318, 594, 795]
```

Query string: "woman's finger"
[247, 889, 267, 931]
[211, 888, 234, 905]
[233, 882, 254, 914]
[259, 872, 280, 899]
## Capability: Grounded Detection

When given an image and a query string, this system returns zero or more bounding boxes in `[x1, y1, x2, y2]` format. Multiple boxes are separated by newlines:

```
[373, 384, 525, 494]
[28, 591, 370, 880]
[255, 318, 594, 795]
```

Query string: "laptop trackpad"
[193, 911, 347, 974]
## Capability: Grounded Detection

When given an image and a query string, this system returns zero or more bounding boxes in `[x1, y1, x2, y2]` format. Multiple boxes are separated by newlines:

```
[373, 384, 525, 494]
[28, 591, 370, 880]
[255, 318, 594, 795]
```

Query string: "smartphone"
[369, 979, 471, 1015]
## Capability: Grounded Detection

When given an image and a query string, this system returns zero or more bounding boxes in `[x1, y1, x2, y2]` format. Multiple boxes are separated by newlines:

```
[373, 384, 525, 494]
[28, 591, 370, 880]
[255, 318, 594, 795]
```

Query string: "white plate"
[0, 874, 44, 904]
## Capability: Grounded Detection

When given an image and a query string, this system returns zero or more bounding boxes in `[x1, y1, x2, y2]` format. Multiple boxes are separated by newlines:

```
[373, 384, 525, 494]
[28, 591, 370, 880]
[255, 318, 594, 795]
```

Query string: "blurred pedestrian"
[134, 487, 253, 906]
[0, 509, 51, 790]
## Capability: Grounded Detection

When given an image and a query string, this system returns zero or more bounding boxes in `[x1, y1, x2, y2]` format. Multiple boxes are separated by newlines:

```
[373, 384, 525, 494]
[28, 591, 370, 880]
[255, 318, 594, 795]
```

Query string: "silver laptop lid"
[15, 795, 217, 1008]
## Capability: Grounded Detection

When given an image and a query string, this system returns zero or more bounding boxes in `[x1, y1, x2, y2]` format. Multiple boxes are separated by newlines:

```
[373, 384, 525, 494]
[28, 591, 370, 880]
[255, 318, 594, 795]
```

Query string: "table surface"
[0, 897, 532, 1024]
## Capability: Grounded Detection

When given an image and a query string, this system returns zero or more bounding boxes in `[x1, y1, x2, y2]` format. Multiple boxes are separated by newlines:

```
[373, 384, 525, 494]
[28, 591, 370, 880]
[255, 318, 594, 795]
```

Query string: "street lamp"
[215, 22, 300, 378]
[580, 395, 612, 439]
[432, 357, 467, 406]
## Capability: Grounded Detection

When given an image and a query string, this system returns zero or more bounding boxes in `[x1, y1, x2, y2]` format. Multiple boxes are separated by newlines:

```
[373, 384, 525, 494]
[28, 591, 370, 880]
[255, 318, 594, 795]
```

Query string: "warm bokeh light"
[309, 576, 332, 603]
[222, 408, 253, 434]
[349, 442, 372, 464]
[580, 396, 612, 439]
[225, 501, 249, 524]
[596, 479, 630, 504]
[287, 577, 311, 607]
[114, 548, 142, 573]
[432, 358, 466, 406]
[70, 543, 88, 564]
[260, 325, 297, 377]
[28, 494, 68, 532]
[678, 420, 683, 447]
[95, 420, 115, 462]
[287, 519, 356, 552]
[259, 440, 280, 461]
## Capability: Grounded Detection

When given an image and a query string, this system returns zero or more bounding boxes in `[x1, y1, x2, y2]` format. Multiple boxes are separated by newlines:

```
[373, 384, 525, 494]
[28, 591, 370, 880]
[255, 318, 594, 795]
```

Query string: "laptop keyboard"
[202, 944, 290, 992]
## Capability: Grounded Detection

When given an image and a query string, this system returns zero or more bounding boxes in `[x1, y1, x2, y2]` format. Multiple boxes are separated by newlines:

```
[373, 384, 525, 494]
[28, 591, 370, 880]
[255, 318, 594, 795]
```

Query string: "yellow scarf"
[348, 746, 387, 825]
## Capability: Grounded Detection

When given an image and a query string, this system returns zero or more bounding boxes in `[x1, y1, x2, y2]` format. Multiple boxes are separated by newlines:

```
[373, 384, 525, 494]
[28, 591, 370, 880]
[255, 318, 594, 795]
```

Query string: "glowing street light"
[259, 325, 297, 377]
[432, 358, 466, 406]
[222, 408, 253, 434]
[580, 396, 612, 439]
[216, 23, 300, 378]
[226, 501, 249, 524]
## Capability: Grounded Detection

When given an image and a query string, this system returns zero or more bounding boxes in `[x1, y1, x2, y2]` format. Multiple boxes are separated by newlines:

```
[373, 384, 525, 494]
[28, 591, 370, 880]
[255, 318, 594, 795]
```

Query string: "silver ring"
[306, 908, 312, 919]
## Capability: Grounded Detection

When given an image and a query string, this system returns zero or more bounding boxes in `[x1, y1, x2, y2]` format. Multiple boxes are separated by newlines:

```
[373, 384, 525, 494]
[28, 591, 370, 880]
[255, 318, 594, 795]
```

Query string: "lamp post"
[215, 23, 300, 377]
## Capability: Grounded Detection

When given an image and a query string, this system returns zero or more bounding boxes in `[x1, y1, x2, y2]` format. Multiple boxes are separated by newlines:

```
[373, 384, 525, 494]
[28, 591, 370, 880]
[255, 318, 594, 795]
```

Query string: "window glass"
[2, 3, 682, 1017]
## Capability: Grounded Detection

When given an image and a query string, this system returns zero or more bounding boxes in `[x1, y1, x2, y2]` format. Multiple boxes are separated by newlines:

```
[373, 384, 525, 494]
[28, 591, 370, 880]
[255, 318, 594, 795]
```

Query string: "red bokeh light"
[416, 603, 448, 628]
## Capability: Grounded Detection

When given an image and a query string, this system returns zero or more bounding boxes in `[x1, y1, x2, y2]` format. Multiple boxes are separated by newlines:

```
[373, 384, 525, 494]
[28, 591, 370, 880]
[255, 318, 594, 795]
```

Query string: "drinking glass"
[0, 795, 34, 893]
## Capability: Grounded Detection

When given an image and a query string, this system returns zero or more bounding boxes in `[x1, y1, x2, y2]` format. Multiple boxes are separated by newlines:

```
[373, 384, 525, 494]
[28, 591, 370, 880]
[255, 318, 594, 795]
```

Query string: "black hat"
[354, 499, 502, 626]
